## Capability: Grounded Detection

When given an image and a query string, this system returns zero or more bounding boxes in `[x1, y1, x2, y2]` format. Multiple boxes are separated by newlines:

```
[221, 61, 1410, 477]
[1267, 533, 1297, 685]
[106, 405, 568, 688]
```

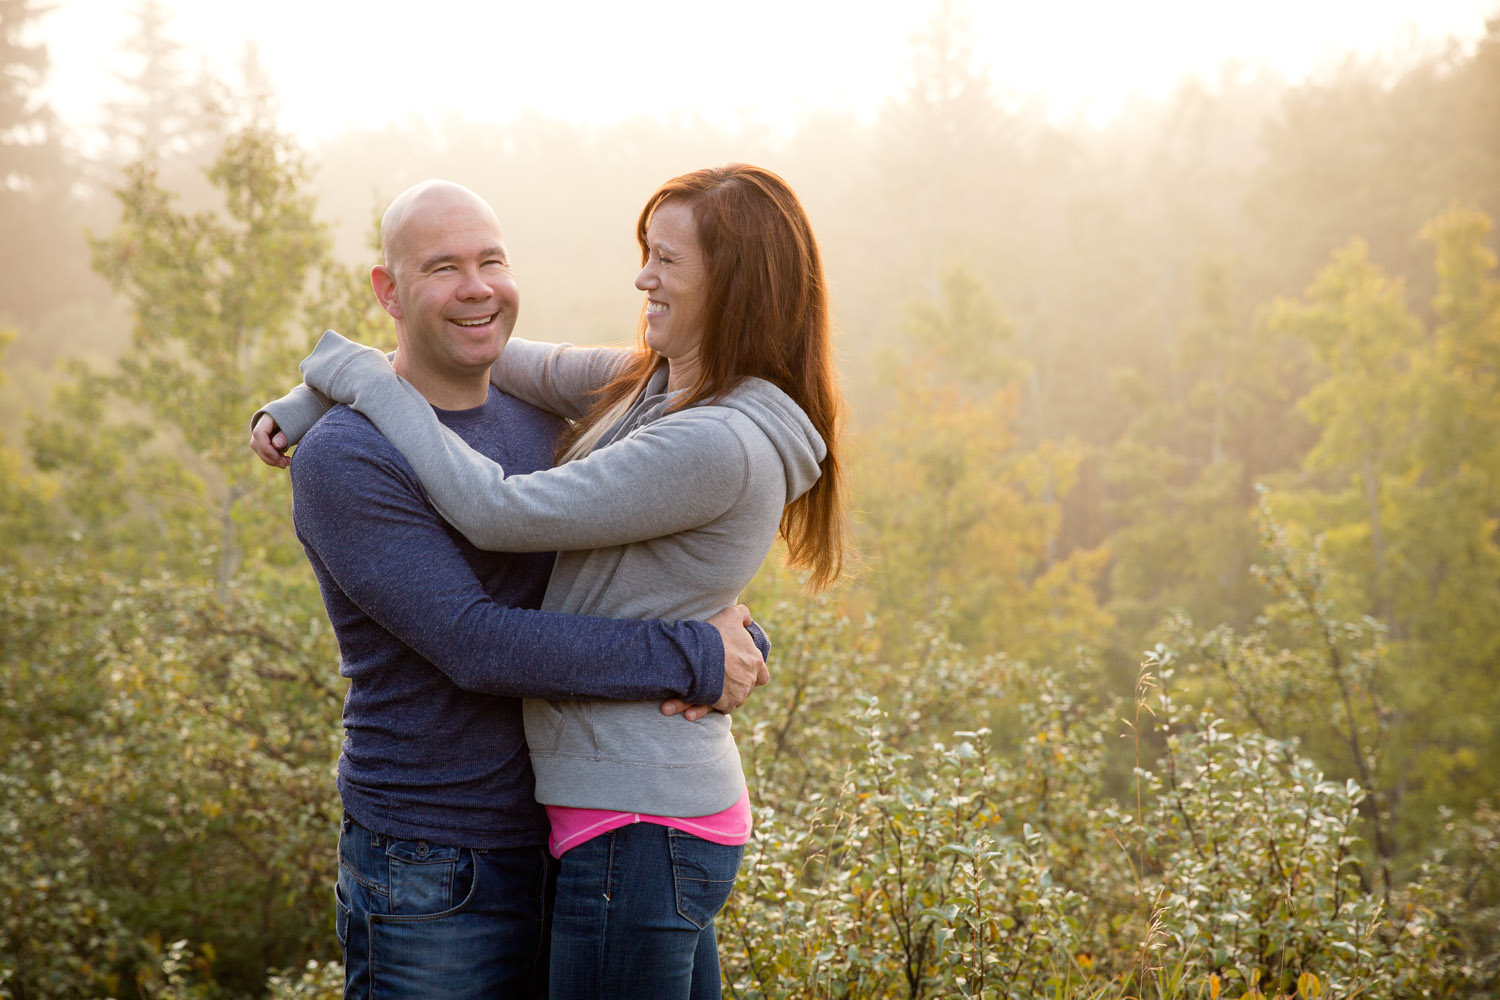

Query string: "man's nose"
[456, 266, 494, 299]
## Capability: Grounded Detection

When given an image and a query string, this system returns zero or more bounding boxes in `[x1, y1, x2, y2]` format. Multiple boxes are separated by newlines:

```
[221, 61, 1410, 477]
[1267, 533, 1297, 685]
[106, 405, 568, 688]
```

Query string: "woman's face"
[636, 199, 710, 371]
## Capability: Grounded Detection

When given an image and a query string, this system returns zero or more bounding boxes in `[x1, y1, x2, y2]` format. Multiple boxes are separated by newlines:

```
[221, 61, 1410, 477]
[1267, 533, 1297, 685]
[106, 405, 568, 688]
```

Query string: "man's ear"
[371, 265, 401, 319]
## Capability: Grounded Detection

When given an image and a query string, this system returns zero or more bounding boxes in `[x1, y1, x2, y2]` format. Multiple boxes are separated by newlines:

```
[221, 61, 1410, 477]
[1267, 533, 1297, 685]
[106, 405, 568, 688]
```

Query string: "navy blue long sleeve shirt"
[291, 388, 727, 847]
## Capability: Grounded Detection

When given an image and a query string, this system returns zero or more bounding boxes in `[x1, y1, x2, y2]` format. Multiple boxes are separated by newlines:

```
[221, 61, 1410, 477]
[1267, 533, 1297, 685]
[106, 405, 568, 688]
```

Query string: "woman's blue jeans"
[549, 822, 745, 1000]
[336, 814, 554, 1000]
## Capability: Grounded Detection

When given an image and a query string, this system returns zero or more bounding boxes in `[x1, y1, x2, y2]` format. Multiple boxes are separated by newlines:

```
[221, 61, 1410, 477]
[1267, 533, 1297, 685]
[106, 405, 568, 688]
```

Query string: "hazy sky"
[36, 0, 1499, 146]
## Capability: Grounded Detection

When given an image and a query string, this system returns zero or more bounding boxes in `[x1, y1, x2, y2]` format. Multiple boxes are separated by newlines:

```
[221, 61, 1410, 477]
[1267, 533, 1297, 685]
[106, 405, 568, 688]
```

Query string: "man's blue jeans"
[548, 823, 744, 1000]
[336, 814, 554, 1000]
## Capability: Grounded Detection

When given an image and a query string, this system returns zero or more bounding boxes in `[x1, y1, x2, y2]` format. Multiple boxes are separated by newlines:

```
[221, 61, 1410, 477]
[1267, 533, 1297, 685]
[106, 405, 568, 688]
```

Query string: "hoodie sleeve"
[489, 338, 636, 419]
[251, 382, 334, 446]
[301, 331, 752, 553]
[291, 415, 728, 705]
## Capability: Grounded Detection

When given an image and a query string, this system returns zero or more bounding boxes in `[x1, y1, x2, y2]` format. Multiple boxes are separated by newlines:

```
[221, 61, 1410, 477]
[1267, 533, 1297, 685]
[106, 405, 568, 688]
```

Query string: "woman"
[258, 164, 847, 998]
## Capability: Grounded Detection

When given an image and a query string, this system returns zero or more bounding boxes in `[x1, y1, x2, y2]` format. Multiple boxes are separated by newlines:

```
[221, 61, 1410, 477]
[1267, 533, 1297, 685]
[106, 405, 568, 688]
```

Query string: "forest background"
[3, 0, 1499, 997]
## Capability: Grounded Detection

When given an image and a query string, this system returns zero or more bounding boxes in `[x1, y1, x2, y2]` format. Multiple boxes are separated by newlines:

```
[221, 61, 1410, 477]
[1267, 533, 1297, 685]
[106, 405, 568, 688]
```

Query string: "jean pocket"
[335, 880, 351, 948]
[667, 830, 744, 929]
[384, 840, 472, 917]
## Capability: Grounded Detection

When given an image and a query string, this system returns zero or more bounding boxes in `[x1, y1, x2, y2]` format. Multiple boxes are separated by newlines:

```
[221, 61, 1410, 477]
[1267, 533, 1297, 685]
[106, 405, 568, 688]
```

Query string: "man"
[250, 180, 768, 998]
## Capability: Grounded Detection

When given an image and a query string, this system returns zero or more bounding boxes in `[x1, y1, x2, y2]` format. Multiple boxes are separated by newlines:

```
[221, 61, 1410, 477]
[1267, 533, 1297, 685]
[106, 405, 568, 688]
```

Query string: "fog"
[0, 0, 1495, 560]
[7, 0, 1496, 395]
[40, 0, 1492, 142]
[4, 6, 1500, 990]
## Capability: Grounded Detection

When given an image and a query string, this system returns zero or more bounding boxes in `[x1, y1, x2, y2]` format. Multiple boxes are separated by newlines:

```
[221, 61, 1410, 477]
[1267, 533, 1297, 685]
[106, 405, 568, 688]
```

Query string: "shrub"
[715, 602, 1477, 999]
[3, 579, 1489, 997]
[0, 565, 342, 998]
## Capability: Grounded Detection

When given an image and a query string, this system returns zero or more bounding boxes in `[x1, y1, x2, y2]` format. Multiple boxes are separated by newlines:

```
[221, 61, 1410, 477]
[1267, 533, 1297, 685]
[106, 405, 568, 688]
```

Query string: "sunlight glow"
[37, 0, 1498, 145]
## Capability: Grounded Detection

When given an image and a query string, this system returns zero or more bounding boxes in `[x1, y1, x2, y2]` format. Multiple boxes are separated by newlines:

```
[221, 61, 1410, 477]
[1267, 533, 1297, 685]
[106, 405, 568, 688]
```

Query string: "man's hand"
[250, 413, 291, 469]
[660, 603, 769, 722]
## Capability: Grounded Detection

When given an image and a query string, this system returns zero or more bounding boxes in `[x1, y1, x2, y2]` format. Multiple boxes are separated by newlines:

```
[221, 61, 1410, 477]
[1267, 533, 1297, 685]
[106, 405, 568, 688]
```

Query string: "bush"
[3, 579, 1490, 998]
[714, 602, 1481, 999]
[0, 565, 342, 998]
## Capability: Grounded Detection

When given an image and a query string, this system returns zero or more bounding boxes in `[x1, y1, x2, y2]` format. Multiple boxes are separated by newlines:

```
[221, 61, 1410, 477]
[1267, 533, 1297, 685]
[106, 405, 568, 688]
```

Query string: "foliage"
[1104, 258, 1315, 641]
[0, 564, 342, 999]
[25, 122, 375, 593]
[0, 330, 57, 564]
[855, 267, 1112, 663]
[6, 568, 1493, 998]
[4, 15, 1500, 998]
[1266, 212, 1500, 849]
[1128, 667, 1422, 998]
[0, 783, 143, 1000]
[262, 960, 344, 1000]
[1419, 804, 1500, 990]
[711, 596, 1483, 999]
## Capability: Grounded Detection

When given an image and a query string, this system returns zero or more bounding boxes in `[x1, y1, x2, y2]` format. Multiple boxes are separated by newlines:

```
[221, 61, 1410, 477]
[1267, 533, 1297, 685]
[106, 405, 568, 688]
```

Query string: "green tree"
[1267, 214, 1500, 853]
[28, 125, 372, 591]
[855, 268, 1111, 663]
[1269, 238, 1423, 625]
[4, 124, 375, 998]
[0, 329, 57, 565]
[1104, 258, 1315, 643]
[1396, 209, 1500, 826]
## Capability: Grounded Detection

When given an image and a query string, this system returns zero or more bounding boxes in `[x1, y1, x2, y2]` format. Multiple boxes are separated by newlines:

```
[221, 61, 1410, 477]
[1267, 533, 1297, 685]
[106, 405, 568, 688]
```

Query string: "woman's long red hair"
[558, 164, 849, 591]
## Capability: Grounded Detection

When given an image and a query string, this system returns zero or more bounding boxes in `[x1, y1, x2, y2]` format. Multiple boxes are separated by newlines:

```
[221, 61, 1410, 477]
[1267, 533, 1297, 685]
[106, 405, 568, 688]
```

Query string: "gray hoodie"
[275, 332, 825, 816]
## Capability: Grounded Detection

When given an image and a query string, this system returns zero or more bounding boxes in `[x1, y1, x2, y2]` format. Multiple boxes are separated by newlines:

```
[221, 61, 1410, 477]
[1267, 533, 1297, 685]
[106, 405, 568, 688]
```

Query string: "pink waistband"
[546, 790, 752, 858]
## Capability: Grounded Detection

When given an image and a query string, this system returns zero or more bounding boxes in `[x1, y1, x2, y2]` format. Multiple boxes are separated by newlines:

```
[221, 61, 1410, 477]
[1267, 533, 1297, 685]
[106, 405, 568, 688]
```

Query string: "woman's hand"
[250, 413, 291, 469]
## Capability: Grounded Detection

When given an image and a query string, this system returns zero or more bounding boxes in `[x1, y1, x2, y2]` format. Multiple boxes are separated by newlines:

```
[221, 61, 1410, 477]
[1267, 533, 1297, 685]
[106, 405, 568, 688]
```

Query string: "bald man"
[250, 181, 767, 999]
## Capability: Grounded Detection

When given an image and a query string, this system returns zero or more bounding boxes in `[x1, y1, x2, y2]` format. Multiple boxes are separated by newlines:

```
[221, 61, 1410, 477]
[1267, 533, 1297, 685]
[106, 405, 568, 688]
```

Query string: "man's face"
[376, 188, 519, 394]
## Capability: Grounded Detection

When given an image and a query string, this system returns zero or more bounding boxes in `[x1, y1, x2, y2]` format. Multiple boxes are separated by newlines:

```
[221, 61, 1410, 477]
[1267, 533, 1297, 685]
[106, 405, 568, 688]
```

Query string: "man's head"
[372, 180, 518, 408]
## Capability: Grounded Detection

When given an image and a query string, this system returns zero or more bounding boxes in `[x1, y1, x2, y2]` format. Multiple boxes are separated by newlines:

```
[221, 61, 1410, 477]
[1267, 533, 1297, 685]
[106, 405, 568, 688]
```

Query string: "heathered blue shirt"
[290, 387, 726, 848]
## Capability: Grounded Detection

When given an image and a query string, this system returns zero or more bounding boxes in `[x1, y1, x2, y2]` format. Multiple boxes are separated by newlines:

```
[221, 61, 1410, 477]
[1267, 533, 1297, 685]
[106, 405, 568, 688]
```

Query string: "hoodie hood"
[600, 367, 826, 506]
[716, 377, 826, 505]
